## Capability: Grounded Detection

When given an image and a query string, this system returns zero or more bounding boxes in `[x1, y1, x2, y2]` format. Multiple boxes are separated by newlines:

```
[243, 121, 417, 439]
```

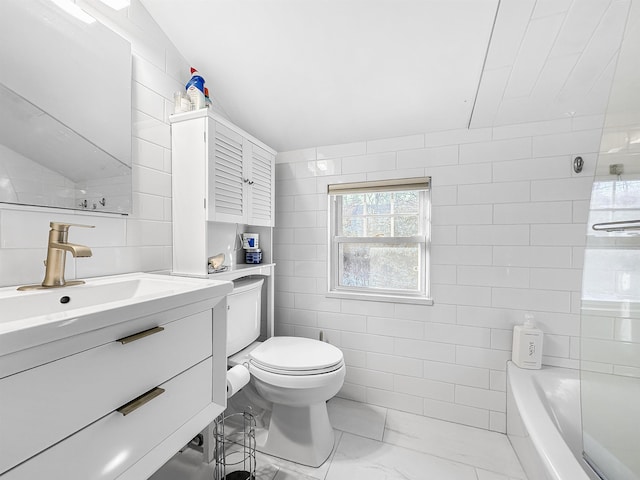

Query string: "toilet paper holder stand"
[210, 410, 256, 480]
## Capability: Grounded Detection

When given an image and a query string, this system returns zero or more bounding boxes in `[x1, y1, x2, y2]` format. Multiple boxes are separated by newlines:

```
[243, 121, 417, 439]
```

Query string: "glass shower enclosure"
[581, 1, 640, 479]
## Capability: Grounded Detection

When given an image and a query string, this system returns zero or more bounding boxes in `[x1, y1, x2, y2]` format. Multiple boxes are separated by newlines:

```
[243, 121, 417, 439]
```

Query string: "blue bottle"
[186, 67, 205, 109]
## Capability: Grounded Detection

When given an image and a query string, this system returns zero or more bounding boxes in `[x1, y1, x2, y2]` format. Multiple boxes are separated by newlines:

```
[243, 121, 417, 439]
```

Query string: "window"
[328, 177, 431, 303]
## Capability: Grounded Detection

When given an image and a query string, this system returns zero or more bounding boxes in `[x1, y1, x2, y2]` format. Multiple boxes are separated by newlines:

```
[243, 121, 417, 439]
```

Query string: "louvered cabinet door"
[246, 142, 275, 227]
[208, 122, 246, 223]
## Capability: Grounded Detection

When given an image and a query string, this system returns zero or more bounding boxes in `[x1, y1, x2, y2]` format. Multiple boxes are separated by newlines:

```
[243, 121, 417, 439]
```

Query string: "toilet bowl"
[226, 278, 346, 467]
[248, 337, 345, 466]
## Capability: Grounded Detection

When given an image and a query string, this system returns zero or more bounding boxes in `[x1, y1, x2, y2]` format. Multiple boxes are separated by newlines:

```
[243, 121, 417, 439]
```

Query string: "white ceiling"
[141, 0, 631, 152]
[471, 0, 631, 128]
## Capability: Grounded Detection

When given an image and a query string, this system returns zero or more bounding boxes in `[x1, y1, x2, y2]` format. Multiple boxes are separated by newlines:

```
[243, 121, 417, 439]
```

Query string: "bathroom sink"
[0, 272, 232, 355]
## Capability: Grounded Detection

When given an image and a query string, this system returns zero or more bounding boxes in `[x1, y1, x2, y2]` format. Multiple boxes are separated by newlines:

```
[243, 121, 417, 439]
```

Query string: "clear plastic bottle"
[173, 91, 191, 113]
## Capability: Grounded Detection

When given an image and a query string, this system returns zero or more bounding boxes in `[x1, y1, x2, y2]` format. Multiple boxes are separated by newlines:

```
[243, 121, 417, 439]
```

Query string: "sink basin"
[4, 275, 212, 323]
[0, 272, 232, 355]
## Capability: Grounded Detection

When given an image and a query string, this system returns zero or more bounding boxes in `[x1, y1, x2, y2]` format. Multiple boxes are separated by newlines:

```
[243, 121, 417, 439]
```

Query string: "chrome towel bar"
[592, 220, 640, 232]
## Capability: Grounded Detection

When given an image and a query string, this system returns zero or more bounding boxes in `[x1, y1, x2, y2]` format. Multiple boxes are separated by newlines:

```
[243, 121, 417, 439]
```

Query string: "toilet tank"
[227, 277, 264, 356]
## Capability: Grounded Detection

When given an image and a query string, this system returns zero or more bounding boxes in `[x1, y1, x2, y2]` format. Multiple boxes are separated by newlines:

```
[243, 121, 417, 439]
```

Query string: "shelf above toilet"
[208, 263, 275, 281]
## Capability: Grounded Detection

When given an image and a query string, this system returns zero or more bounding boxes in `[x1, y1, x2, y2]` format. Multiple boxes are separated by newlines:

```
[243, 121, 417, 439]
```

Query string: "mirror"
[0, 0, 132, 214]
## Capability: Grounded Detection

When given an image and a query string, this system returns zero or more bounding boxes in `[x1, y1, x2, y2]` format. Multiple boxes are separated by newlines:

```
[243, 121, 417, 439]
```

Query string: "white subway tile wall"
[0, 0, 194, 287]
[274, 117, 601, 432]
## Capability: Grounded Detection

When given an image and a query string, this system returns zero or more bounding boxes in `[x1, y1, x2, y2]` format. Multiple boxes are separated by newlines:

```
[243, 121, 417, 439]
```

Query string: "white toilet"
[226, 277, 346, 467]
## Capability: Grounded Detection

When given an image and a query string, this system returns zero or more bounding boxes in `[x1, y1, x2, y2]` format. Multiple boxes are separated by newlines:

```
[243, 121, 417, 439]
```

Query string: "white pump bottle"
[511, 313, 543, 369]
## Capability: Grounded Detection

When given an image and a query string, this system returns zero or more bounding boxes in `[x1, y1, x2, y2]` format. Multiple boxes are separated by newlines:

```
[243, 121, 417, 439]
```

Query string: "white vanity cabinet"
[170, 110, 276, 277]
[0, 275, 230, 479]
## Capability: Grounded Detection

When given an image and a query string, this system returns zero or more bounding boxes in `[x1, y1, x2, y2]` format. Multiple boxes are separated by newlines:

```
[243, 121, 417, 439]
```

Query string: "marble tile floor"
[151, 397, 527, 480]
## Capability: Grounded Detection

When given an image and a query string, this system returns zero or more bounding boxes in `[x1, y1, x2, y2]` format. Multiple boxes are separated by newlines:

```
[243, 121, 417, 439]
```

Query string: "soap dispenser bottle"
[512, 313, 543, 369]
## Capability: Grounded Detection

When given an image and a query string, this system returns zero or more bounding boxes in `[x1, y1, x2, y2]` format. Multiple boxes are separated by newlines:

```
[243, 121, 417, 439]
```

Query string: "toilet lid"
[249, 337, 344, 374]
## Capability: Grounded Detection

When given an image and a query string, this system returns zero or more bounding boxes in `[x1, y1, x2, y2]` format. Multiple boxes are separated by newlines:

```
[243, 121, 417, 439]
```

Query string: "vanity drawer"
[0, 310, 213, 475]
[2, 357, 213, 480]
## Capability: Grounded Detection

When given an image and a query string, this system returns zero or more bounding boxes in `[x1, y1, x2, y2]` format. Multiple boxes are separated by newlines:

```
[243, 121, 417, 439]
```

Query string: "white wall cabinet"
[171, 109, 275, 227]
[209, 121, 275, 226]
[170, 109, 276, 277]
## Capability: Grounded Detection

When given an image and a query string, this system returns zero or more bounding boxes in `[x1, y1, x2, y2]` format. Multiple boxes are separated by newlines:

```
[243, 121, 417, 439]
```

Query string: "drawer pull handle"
[117, 326, 164, 345]
[117, 387, 165, 416]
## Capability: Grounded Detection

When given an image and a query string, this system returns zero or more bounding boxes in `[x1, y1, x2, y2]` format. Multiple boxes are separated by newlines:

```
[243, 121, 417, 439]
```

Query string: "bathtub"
[506, 362, 600, 480]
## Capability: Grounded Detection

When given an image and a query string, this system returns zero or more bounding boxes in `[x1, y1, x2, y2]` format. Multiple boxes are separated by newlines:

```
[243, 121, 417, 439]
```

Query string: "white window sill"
[326, 291, 434, 305]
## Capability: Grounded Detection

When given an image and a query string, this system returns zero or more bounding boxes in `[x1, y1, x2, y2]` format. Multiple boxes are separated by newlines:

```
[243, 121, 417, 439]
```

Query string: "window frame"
[327, 177, 432, 304]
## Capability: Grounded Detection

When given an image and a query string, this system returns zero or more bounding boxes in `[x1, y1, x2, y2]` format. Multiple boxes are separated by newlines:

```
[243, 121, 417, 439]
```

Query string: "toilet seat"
[249, 361, 345, 389]
[249, 336, 344, 376]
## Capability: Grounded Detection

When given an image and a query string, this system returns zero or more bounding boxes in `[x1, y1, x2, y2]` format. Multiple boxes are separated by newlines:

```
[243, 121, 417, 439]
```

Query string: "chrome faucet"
[18, 222, 94, 291]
